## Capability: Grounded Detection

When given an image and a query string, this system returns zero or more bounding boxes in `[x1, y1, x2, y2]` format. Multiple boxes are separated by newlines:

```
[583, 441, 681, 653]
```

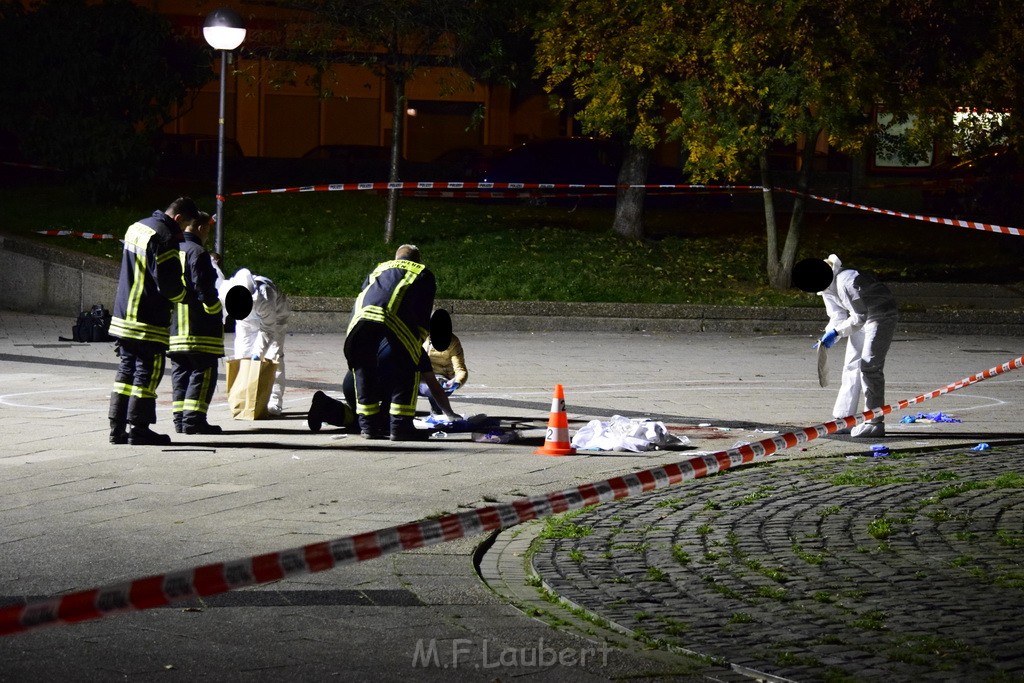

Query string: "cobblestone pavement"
[526, 444, 1024, 681]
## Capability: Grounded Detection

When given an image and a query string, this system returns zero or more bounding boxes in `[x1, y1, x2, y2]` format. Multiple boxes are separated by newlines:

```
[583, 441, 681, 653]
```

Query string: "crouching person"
[222, 268, 291, 416]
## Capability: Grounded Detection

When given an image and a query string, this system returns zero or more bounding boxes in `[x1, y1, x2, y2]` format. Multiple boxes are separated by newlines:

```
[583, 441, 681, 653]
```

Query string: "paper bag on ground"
[225, 358, 278, 420]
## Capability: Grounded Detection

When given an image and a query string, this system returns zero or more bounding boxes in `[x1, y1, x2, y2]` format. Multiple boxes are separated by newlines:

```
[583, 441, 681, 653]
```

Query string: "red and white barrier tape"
[1, 160, 62, 172]
[35, 230, 117, 241]
[2, 354, 1020, 637]
[227, 178, 1022, 236]
[229, 181, 760, 197]
[775, 188, 1024, 237]
[404, 188, 741, 200]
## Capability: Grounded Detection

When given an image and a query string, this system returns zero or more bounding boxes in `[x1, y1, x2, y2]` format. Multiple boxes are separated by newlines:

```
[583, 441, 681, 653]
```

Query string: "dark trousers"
[109, 338, 166, 427]
[343, 322, 417, 432]
[169, 352, 219, 428]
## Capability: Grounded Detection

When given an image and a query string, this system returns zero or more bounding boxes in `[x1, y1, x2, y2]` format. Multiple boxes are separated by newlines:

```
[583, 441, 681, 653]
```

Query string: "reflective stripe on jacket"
[347, 259, 436, 362]
[110, 211, 187, 346]
[169, 233, 224, 356]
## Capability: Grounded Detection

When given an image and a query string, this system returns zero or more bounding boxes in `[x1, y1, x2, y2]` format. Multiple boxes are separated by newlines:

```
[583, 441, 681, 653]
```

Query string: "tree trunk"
[767, 131, 819, 289]
[761, 153, 780, 285]
[384, 77, 405, 244]
[612, 144, 651, 239]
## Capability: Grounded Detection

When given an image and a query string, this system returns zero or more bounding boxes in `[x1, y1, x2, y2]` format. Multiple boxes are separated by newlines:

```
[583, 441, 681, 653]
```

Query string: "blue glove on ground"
[818, 330, 838, 349]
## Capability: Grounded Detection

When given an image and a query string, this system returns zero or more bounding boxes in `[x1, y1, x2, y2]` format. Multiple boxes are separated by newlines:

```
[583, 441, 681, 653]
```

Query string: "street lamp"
[203, 8, 246, 256]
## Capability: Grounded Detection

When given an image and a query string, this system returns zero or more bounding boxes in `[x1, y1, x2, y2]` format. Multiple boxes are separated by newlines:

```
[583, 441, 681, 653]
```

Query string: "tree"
[450, 0, 546, 93]
[533, 1, 687, 239]
[664, 1, 900, 288]
[271, 0, 479, 243]
[534, 1, 1011, 286]
[881, 0, 1022, 156]
[0, 0, 210, 202]
[973, 2, 1024, 149]
[669, 0, 1009, 288]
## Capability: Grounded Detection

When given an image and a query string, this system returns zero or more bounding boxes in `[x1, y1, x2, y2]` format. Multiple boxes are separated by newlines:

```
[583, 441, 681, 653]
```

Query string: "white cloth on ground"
[571, 415, 690, 452]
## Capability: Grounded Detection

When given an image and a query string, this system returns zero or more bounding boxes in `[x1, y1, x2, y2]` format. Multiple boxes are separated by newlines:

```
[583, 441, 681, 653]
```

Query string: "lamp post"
[203, 8, 246, 256]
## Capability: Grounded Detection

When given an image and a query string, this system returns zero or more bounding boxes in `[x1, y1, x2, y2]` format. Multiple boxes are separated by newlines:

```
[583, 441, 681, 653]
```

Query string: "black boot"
[173, 411, 184, 434]
[183, 417, 223, 435]
[108, 393, 129, 444]
[109, 419, 128, 445]
[358, 413, 388, 440]
[390, 417, 431, 442]
[128, 424, 172, 446]
[307, 391, 327, 432]
[307, 391, 354, 432]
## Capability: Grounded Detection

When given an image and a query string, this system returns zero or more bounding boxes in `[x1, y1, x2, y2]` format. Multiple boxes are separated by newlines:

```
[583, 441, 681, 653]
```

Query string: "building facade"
[152, 1, 565, 162]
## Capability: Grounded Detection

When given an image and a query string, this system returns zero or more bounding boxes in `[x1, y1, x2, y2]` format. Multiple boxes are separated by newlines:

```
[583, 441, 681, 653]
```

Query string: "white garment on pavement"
[570, 415, 689, 452]
[818, 254, 898, 425]
[219, 267, 291, 414]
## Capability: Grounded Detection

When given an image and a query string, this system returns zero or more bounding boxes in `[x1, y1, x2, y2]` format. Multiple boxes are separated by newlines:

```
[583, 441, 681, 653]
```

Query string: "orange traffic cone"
[535, 384, 576, 456]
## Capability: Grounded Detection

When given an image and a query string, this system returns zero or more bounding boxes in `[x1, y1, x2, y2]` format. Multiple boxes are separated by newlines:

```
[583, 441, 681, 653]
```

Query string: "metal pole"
[215, 49, 227, 256]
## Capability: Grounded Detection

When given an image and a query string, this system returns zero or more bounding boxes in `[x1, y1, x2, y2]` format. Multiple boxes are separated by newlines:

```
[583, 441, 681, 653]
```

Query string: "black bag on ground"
[63, 304, 112, 343]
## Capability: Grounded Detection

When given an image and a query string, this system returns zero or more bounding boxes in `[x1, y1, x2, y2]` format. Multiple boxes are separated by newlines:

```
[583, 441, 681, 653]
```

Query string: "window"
[872, 112, 934, 170]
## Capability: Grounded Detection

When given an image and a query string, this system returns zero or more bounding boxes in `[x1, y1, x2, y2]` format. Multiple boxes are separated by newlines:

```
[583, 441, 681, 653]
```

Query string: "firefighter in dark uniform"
[108, 197, 201, 445]
[344, 244, 436, 440]
[169, 212, 225, 435]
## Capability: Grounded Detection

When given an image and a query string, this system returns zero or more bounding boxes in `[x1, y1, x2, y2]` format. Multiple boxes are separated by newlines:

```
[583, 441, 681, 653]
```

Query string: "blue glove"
[818, 330, 838, 349]
[251, 355, 261, 361]
[444, 381, 461, 395]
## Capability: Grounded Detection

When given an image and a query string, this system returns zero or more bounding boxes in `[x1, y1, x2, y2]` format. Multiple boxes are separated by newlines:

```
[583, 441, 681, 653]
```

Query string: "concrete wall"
[0, 235, 118, 317]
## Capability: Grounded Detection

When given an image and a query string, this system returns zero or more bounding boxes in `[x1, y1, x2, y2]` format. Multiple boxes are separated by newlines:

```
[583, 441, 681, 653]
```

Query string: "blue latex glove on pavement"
[818, 330, 838, 349]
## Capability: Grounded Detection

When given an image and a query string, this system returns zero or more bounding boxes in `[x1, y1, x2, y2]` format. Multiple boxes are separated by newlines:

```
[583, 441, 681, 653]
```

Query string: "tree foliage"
[450, 0, 546, 94]
[881, 0, 1024, 157]
[534, 0, 689, 238]
[665, 1, 901, 287]
[668, 0, 1024, 287]
[0, 0, 210, 202]
[532, 0, 1022, 286]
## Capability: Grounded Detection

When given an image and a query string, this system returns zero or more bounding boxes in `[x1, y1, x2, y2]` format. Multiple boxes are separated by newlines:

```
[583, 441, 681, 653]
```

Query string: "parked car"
[301, 144, 390, 163]
[475, 137, 625, 186]
[921, 146, 1024, 226]
[156, 133, 244, 160]
[154, 133, 244, 183]
[423, 145, 511, 181]
[295, 144, 393, 183]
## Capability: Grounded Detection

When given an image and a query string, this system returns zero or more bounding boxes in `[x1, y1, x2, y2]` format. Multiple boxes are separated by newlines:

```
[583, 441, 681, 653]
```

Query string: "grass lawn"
[3, 179, 1022, 307]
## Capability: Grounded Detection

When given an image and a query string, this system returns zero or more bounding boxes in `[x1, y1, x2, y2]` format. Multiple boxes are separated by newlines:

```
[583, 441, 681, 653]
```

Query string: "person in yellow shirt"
[419, 309, 469, 419]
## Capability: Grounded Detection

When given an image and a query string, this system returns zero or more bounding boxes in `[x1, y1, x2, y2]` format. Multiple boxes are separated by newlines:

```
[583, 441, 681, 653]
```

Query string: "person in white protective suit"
[218, 267, 291, 416]
[792, 254, 898, 438]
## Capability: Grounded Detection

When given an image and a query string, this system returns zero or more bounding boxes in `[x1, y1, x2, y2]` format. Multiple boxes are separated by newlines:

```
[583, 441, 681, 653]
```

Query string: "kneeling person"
[308, 341, 459, 433]
[344, 245, 435, 440]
